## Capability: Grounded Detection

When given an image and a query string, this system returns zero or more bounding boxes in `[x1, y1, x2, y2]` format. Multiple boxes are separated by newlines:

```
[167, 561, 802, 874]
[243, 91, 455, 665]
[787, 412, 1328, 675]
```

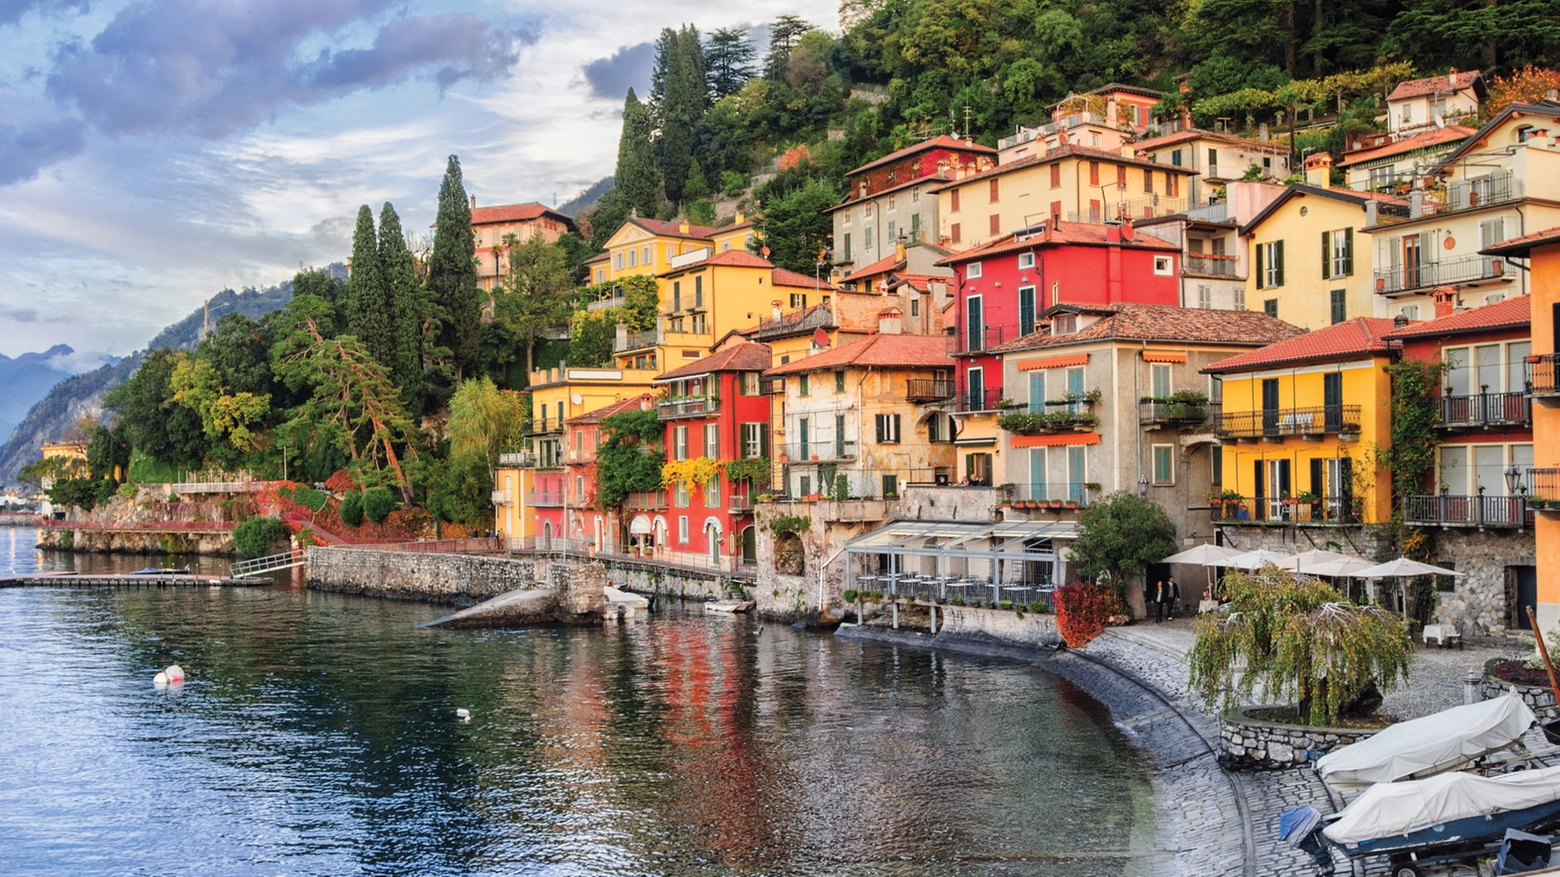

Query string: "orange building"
[471, 202, 578, 293]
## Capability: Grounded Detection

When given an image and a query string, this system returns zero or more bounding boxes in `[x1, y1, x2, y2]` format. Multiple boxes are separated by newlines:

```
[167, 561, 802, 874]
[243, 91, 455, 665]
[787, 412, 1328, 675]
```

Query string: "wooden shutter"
[1254, 461, 1265, 498]
[1310, 459, 1324, 498]
[1274, 240, 1285, 287]
[1321, 231, 1331, 280]
[1342, 228, 1354, 276]
[1256, 243, 1265, 290]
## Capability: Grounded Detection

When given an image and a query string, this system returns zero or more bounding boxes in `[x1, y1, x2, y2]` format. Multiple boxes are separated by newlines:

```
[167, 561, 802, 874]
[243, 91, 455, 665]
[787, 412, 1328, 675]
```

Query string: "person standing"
[1166, 576, 1180, 621]
[1152, 579, 1167, 622]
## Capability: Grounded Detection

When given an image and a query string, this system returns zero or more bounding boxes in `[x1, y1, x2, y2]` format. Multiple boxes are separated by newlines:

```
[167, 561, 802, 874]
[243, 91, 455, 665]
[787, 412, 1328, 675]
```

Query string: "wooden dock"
[0, 572, 263, 588]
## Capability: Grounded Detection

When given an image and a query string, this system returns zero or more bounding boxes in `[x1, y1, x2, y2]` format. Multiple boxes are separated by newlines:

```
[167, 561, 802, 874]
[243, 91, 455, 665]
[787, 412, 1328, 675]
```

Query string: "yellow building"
[587, 216, 758, 286]
[1238, 159, 1404, 329]
[1203, 317, 1399, 531]
[932, 144, 1195, 251]
[1483, 226, 1560, 631]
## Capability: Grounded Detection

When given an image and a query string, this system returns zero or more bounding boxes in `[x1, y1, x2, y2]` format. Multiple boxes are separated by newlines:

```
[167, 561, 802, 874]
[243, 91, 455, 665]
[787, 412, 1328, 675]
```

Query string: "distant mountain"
[0, 266, 344, 486]
[557, 176, 614, 218]
[0, 345, 81, 448]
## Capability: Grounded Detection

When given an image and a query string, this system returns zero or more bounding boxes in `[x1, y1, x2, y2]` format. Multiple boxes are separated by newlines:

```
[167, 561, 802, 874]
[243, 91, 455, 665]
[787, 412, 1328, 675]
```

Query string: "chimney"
[772, 300, 783, 324]
[1105, 221, 1122, 243]
[735, 212, 745, 225]
[895, 241, 907, 262]
[1106, 96, 1118, 124]
[470, 195, 477, 209]
[1304, 152, 1334, 188]
[1448, 68, 1458, 88]
[1393, 312, 1410, 329]
[878, 307, 903, 335]
[1433, 286, 1457, 318]
[679, 220, 690, 234]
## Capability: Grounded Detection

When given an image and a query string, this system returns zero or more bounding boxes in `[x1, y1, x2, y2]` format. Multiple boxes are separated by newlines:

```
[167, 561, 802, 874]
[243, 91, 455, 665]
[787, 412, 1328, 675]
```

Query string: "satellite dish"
[571, 393, 583, 405]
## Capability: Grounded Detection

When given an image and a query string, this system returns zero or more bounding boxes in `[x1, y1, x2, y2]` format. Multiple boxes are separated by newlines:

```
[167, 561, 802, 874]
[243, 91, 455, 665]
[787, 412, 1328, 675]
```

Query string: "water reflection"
[0, 556, 1155, 876]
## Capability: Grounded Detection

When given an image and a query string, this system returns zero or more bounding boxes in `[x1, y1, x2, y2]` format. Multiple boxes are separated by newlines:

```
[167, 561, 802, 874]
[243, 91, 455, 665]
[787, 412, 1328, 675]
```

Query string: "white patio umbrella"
[1162, 543, 1243, 600]
[1354, 557, 1465, 614]
[1224, 548, 1296, 570]
[1302, 556, 1378, 578]
[1280, 548, 1361, 574]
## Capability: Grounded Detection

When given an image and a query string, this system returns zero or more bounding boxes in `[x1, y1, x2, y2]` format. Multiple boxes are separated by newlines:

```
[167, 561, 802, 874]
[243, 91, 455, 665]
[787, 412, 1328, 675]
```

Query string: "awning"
[844, 519, 1079, 562]
[629, 514, 653, 535]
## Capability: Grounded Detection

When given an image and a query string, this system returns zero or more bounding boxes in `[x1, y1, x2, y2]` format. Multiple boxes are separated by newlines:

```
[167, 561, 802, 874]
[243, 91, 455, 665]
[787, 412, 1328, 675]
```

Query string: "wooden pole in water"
[1527, 606, 1560, 702]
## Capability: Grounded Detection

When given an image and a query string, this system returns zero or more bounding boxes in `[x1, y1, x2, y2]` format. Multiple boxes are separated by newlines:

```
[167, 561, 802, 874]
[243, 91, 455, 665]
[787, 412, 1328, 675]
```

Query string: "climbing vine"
[723, 457, 771, 489]
[662, 456, 724, 490]
[768, 514, 810, 537]
[1379, 359, 1445, 501]
[594, 408, 664, 509]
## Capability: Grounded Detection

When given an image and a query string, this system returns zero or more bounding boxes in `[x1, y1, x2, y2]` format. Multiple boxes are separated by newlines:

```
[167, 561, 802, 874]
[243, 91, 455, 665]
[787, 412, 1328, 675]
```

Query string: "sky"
[0, 0, 837, 365]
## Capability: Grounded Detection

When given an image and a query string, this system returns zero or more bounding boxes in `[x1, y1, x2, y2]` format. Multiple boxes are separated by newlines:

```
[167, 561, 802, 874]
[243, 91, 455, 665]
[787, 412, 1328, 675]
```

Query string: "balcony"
[1439, 392, 1530, 429]
[586, 292, 625, 313]
[1368, 170, 1521, 226]
[615, 328, 661, 353]
[727, 494, 753, 513]
[997, 409, 1098, 434]
[1003, 482, 1092, 509]
[659, 396, 719, 419]
[1215, 405, 1361, 441]
[625, 491, 667, 510]
[950, 325, 1015, 355]
[1528, 355, 1560, 397]
[524, 418, 564, 437]
[1404, 494, 1533, 528]
[525, 492, 565, 507]
[906, 379, 955, 403]
[498, 451, 536, 468]
[1373, 254, 1508, 296]
[1210, 496, 1360, 525]
[491, 490, 512, 505]
[1182, 252, 1239, 277]
[954, 388, 1005, 413]
[1066, 195, 1188, 223]
[1138, 398, 1214, 429]
[780, 440, 857, 463]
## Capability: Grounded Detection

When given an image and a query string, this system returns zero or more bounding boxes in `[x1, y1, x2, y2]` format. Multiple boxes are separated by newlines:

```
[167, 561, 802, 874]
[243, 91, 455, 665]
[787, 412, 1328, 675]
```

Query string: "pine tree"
[377, 202, 425, 418]
[615, 89, 660, 220]
[427, 155, 482, 382]
[764, 15, 813, 80]
[705, 27, 757, 98]
[347, 205, 394, 371]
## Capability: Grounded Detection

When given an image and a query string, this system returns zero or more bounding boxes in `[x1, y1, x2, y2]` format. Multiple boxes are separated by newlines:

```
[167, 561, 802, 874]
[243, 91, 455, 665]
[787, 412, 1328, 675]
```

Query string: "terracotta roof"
[991, 303, 1302, 353]
[886, 273, 950, 292]
[1387, 70, 1485, 102]
[763, 333, 954, 376]
[1240, 184, 1408, 236]
[750, 303, 835, 336]
[829, 173, 951, 211]
[471, 202, 576, 229]
[936, 221, 1178, 265]
[628, 217, 720, 240]
[1203, 318, 1399, 373]
[771, 267, 832, 289]
[1433, 102, 1560, 171]
[567, 394, 654, 425]
[1133, 128, 1288, 154]
[1084, 82, 1164, 100]
[1384, 295, 1530, 340]
[929, 145, 1196, 193]
[847, 135, 996, 177]
[584, 251, 609, 264]
[1482, 225, 1560, 258]
[840, 253, 905, 283]
[660, 249, 772, 276]
[1337, 126, 1475, 168]
[655, 341, 772, 381]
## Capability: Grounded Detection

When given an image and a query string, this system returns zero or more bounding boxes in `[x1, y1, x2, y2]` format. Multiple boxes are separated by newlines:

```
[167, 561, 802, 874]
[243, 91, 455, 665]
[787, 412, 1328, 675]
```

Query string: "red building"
[937, 220, 1181, 411]
[649, 338, 774, 571]
[553, 394, 654, 554]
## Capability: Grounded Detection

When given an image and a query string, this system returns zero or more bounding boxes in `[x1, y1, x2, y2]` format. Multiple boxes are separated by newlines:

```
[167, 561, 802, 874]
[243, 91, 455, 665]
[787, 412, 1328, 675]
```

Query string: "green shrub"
[1029, 600, 1051, 614]
[720, 170, 746, 197]
[843, 589, 859, 604]
[117, 482, 138, 498]
[998, 599, 1014, 609]
[293, 486, 328, 512]
[339, 490, 364, 527]
[232, 516, 285, 558]
[361, 486, 397, 524]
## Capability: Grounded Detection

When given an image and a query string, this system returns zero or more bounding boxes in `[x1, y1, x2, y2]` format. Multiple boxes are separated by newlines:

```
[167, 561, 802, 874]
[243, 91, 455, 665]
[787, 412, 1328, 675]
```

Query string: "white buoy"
[455, 708, 471, 723]
[164, 665, 185, 683]
[153, 671, 169, 688]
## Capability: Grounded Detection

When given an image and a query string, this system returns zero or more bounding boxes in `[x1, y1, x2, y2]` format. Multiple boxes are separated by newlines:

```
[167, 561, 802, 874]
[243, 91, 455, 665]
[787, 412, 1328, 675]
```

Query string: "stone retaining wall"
[307, 547, 539, 606]
[1477, 672, 1559, 719]
[1218, 707, 1377, 770]
[1430, 529, 1534, 636]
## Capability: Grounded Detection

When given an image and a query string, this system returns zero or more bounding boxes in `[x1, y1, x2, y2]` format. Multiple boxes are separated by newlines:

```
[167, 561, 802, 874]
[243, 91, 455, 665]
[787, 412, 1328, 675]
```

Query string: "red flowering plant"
[1053, 583, 1116, 648]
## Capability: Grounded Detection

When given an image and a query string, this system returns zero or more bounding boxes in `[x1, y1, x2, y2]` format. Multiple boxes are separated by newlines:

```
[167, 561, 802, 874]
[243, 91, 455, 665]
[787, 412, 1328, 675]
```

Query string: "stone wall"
[1214, 524, 1385, 561]
[1430, 529, 1534, 636]
[1218, 707, 1377, 770]
[1477, 673, 1559, 719]
[37, 527, 233, 555]
[307, 547, 539, 606]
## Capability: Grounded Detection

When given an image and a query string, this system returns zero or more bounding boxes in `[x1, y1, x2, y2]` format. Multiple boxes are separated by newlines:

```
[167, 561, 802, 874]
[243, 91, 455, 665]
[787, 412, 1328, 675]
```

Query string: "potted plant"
[1064, 499, 1078, 509]
[1048, 498, 1064, 509]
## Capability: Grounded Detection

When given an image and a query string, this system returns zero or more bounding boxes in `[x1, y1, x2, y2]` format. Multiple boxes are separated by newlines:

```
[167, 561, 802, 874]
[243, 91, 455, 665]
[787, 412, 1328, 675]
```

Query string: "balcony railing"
[524, 418, 564, 436]
[1182, 253, 1239, 277]
[1440, 392, 1530, 428]
[1138, 399, 1215, 428]
[1369, 170, 1520, 226]
[625, 491, 667, 510]
[727, 494, 753, 513]
[615, 328, 660, 353]
[491, 490, 512, 505]
[586, 293, 625, 312]
[525, 492, 566, 507]
[955, 388, 1004, 413]
[1404, 494, 1533, 528]
[1528, 355, 1560, 396]
[1210, 496, 1359, 525]
[1215, 405, 1361, 440]
[780, 440, 858, 463]
[1373, 254, 1507, 295]
[498, 451, 535, 468]
[950, 325, 1014, 355]
[1065, 195, 1189, 224]
[906, 379, 955, 403]
[1004, 483, 1091, 507]
[659, 397, 719, 419]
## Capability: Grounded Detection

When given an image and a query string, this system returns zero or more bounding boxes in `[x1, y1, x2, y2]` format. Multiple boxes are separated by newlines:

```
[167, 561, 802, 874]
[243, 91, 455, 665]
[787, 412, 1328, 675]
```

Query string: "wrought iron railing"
[1004, 483, 1091, 506]
[906, 379, 956, 402]
[1182, 253, 1239, 277]
[1373, 254, 1507, 295]
[658, 397, 719, 419]
[615, 329, 660, 352]
[950, 325, 1014, 354]
[781, 440, 858, 462]
[1404, 495, 1532, 527]
[1528, 355, 1560, 396]
[727, 495, 753, 513]
[524, 418, 564, 436]
[1139, 400, 1215, 428]
[524, 492, 565, 507]
[1215, 405, 1361, 439]
[1528, 469, 1560, 504]
[955, 388, 1004, 413]
[1209, 496, 1359, 525]
[1439, 392, 1529, 427]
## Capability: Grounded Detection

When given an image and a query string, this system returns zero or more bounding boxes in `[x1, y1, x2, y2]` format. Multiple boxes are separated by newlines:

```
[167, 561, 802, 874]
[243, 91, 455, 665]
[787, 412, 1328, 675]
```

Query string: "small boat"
[1315, 693, 1536, 791]
[129, 566, 192, 576]
[704, 600, 754, 613]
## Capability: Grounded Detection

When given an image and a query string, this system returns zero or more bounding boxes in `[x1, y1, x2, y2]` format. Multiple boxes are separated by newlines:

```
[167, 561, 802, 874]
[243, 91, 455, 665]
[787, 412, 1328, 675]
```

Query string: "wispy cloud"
[582, 41, 653, 101]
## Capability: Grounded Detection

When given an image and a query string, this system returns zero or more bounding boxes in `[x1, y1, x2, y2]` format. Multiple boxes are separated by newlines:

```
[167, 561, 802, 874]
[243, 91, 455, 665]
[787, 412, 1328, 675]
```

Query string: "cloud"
[0, 304, 38, 322]
[46, 347, 116, 372]
[43, 0, 534, 139]
[0, 0, 88, 27]
[582, 41, 653, 101]
[0, 117, 86, 184]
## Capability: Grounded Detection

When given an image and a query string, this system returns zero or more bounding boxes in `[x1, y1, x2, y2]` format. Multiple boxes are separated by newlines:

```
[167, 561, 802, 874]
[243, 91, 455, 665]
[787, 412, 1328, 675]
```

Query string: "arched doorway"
[542, 520, 553, 550]
[740, 526, 757, 566]
[705, 520, 722, 568]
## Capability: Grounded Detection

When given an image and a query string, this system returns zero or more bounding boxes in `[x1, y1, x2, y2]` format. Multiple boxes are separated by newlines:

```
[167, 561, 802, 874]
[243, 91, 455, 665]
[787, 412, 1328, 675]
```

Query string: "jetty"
[0, 571, 260, 588]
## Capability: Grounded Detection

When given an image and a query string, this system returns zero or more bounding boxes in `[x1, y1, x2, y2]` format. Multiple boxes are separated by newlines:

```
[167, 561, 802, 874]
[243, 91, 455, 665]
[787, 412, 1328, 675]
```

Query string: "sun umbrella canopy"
[1301, 556, 1379, 578]
[1224, 548, 1295, 570]
[1279, 549, 1359, 573]
[1354, 557, 1465, 579]
[1161, 543, 1242, 565]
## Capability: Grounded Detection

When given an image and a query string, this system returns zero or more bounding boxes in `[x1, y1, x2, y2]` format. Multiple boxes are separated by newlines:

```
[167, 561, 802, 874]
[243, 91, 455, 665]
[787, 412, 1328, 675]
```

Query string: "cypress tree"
[378, 202, 425, 417]
[348, 205, 394, 368]
[428, 155, 482, 382]
[660, 25, 708, 204]
[615, 89, 660, 219]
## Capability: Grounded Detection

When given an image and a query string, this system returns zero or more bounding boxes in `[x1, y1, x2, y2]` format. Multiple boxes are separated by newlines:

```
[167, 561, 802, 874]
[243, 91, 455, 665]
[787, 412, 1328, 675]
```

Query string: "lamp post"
[1506, 465, 1524, 496]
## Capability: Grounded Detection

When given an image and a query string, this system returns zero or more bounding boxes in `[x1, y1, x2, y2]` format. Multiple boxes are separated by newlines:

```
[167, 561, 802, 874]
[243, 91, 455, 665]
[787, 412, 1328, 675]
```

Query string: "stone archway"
[775, 532, 805, 576]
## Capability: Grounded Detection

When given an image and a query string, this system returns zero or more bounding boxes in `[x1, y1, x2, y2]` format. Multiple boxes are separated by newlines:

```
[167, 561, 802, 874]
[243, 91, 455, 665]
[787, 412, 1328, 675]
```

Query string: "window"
[928, 413, 951, 443]
[876, 413, 901, 444]
[789, 293, 807, 308]
[674, 425, 689, 461]
[1152, 445, 1175, 485]
[1143, 169, 1154, 194]
[1400, 304, 1419, 320]
[989, 214, 1000, 236]
[1211, 444, 1223, 485]
[1263, 299, 1278, 318]
[910, 213, 921, 240]
[1028, 371, 1046, 414]
[990, 179, 1000, 202]
[667, 243, 676, 261]
[1234, 287, 1246, 310]
[613, 251, 623, 270]
[672, 280, 682, 312]
[595, 268, 604, 284]
[694, 275, 703, 307]
[1369, 166, 1395, 191]
[642, 245, 652, 265]
[1170, 149, 1183, 167]
[835, 370, 845, 393]
[912, 188, 920, 203]
[1049, 200, 1062, 220]
[705, 423, 719, 459]
[1089, 200, 1101, 222]
[798, 475, 811, 497]
[864, 225, 874, 249]
[1197, 284, 1212, 309]
[705, 475, 721, 509]
[888, 194, 896, 210]
[863, 203, 873, 219]
[627, 249, 637, 268]
[1167, 174, 1179, 198]
[882, 474, 899, 499]
[678, 515, 689, 543]
[888, 220, 896, 241]
[966, 453, 992, 486]
[950, 189, 960, 212]
[799, 374, 809, 396]
[1053, 314, 1078, 334]
[910, 297, 919, 317]
[740, 372, 760, 396]
[1019, 286, 1037, 336]
[1323, 229, 1353, 278]
[1089, 162, 1100, 186]
[1151, 363, 1172, 399]
[966, 261, 983, 279]
[740, 422, 769, 459]
[575, 475, 584, 499]
[1207, 148, 1218, 171]
[1153, 256, 1173, 275]
[1050, 164, 1061, 188]
[691, 313, 706, 334]
[673, 483, 689, 508]
[1018, 251, 1035, 270]
[1330, 289, 1346, 324]
[1116, 165, 1127, 189]
[1257, 240, 1284, 288]
[843, 232, 852, 261]
[951, 223, 961, 243]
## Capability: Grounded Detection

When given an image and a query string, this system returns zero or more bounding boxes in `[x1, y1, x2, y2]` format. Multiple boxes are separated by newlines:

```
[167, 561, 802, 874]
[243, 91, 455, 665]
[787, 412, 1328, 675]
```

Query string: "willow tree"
[447, 376, 524, 476]
[1189, 569, 1413, 725]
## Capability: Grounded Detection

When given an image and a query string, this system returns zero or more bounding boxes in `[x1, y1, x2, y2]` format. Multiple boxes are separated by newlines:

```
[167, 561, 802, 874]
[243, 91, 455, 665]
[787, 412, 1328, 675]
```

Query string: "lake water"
[0, 528, 1157, 876]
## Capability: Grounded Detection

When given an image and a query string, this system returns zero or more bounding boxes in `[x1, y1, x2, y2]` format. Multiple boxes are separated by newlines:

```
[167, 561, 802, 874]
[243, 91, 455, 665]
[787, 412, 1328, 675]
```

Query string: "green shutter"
[1343, 227, 1354, 276]
[1255, 243, 1265, 290]
[1321, 231, 1331, 280]
[1274, 240, 1285, 287]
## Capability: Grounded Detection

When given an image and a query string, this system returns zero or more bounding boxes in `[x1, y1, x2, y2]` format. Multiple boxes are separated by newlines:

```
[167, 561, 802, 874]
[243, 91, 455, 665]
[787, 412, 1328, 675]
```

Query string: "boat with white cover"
[1315, 694, 1536, 791]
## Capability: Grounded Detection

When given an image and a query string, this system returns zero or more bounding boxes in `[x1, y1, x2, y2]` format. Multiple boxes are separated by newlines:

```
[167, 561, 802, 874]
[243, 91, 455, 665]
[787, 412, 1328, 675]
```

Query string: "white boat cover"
[1316, 694, 1536, 790]
[1323, 763, 1560, 847]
